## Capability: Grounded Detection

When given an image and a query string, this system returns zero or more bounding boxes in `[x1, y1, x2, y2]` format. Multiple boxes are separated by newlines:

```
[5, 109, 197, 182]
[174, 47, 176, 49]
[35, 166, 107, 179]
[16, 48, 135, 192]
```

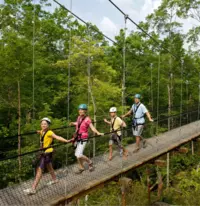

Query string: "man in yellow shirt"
[104, 107, 128, 160]
[24, 117, 69, 195]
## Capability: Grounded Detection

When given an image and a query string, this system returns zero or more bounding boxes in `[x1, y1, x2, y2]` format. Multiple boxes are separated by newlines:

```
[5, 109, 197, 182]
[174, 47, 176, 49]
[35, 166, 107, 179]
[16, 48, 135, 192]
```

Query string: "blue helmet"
[134, 94, 141, 99]
[78, 104, 88, 110]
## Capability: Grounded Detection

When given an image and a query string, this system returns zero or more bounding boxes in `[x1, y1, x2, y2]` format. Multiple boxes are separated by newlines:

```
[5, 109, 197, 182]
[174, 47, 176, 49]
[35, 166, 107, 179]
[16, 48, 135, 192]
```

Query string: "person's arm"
[146, 112, 154, 122]
[121, 109, 133, 119]
[121, 120, 126, 127]
[89, 123, 104, 136]
[69, 122, 77, 126]
[104, 118, 111, 125]
[52, 133, 69, 143]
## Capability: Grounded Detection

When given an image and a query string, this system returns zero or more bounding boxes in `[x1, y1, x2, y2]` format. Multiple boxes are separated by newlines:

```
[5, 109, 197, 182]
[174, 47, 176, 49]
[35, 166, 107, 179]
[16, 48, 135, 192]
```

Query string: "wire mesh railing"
[0, 109, 200, 206]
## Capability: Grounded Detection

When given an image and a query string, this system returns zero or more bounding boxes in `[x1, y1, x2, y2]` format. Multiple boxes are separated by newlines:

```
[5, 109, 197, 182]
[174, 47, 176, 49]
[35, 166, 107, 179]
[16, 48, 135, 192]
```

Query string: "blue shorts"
[39, 153, 53, 169]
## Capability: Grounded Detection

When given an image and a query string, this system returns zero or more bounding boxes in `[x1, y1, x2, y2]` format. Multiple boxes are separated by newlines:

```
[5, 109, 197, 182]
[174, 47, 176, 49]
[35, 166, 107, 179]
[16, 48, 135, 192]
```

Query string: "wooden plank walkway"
[1, 120, 200, 206]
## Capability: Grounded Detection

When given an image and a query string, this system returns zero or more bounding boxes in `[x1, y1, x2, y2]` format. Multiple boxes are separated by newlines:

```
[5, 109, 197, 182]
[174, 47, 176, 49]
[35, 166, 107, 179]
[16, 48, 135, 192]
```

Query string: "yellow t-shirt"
[40, 130, 54, 153]
[110, 116, 123, 136]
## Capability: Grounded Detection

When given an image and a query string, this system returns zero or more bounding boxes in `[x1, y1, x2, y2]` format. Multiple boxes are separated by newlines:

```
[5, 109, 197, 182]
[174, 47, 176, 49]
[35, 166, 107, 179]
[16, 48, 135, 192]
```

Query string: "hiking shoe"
[133, 147, 140, 153]
[120, 149, 123, 157]
[23, 188, 36, 195]
[75, 168, 84, 174]
[47, 179, 59, 186]
[89, 161, 94, 172]
[142, 139, 147, 148]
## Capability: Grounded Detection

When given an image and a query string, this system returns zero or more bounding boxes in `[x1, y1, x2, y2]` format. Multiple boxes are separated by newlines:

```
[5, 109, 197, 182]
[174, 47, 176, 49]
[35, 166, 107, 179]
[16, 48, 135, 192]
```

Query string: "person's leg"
[75, 142, 85, 170]
[46, 163, 56, 181]
[32, 167, 43, 190]
[75, 142, 88, 170]
[109, 145, 113, 160]
[136, 136, 140, 148]
[132, 127, 139, 152]
[109, 137, 114, 160]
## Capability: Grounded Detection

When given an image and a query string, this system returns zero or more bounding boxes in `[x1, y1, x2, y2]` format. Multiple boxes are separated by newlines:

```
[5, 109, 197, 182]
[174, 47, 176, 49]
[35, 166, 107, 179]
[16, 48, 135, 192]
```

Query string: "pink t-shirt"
[76, 116, 92, 140]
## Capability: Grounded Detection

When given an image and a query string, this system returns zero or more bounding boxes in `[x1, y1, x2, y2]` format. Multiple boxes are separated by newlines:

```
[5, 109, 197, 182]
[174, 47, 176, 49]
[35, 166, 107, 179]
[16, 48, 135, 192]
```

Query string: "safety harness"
[133, 103, 145, 128]
[40, 130, 54, 153]
[72, 116, 88, 147]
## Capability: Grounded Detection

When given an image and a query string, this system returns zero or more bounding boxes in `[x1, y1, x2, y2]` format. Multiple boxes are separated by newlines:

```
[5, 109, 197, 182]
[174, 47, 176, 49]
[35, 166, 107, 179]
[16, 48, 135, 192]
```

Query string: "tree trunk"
[17, 80, 21, 171]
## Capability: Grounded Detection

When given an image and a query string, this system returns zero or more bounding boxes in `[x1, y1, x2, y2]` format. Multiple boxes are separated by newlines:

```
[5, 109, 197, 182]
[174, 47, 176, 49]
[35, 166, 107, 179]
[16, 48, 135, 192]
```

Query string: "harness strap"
[40, 130, 49, 149]
[111, 117, 117, 132]
[76, 116, 87, 140]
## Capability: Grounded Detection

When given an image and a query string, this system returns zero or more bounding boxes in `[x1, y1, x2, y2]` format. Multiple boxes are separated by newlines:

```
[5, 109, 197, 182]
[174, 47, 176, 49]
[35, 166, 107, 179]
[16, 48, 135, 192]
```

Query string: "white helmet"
[109, 107, 117, 113]
[41, 117, 51, 125]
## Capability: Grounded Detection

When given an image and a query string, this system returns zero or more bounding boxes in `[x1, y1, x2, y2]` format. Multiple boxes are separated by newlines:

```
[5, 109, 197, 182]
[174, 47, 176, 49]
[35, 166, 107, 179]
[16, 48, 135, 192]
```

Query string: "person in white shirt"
[121, 94, 153, 152]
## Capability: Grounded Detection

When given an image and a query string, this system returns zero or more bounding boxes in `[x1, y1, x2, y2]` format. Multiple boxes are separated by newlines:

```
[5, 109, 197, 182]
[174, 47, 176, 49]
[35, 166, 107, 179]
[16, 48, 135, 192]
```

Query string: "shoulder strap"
[41, 130, 49, 143]
[40, 130, 49, 149]
[76, 116, 87, 134]
[111, 117, 117, 131]
[134, 103, 141, 114]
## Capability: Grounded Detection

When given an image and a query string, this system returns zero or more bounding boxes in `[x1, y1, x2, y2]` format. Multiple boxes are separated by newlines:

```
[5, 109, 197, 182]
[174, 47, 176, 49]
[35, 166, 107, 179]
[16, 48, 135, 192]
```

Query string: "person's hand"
[69, 122, 74, 126]
[149, 118, 154, 122]
[104, 118, 107, 123]
[97, 132, 104, 136]
[36, 130, 41, 134]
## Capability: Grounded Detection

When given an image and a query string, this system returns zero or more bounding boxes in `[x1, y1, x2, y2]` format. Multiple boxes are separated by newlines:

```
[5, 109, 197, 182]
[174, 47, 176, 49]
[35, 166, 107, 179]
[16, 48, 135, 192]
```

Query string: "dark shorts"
[109, 133, 122, 148]
[39, 153, 53, 169]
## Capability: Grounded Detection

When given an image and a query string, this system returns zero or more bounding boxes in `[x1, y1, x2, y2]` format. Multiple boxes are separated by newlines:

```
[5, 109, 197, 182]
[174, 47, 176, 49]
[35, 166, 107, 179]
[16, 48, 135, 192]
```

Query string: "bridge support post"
[119, 177, 132, 206]
[191, 141, 194, 155]
[166, 153, 170, 188]
[85, 195, 88, 206]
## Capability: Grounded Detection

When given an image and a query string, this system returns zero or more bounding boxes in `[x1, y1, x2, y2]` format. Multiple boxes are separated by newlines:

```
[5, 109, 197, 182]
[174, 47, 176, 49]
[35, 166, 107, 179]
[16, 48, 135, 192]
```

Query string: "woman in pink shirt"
[70, 104, 103, 173]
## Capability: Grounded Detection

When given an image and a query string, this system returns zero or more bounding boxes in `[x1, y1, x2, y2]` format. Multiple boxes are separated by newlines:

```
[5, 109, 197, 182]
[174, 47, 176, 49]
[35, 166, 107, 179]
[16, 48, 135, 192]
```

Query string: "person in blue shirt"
[121, 94, 153, 152]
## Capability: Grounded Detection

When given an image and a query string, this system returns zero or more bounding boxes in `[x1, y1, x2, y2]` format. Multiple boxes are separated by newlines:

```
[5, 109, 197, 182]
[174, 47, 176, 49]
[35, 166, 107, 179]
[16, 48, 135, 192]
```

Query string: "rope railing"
[1, 105, 198, 140]
[0, 109, 199, 162]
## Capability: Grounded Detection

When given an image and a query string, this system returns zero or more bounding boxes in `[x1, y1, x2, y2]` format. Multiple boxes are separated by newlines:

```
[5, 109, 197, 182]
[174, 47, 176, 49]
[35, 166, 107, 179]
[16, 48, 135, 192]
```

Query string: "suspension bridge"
[0, 114, 200, 205]
[1, 0, 200, 205]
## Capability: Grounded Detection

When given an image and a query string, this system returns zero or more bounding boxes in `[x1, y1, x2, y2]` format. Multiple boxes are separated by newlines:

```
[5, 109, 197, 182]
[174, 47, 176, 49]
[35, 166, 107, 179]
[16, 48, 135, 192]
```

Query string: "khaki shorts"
[132, 125, 144, 137]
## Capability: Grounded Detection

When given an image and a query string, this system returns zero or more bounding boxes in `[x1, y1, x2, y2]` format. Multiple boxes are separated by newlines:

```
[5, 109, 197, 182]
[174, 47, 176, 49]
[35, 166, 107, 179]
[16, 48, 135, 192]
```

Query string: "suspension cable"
[156, 52, 161, 134]
[53, 0, 116, 44]
[198, 72, 200, 119]
[180, 58, 184, 126]
[108, 0, 177, 59]
[122, 14, 128, 115]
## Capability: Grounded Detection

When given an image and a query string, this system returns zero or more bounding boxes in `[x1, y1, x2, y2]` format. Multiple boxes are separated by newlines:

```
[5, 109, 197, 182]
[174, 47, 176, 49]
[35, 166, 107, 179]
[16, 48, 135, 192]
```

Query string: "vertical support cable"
[32, 0, 36, 119]
[87, 24, 91, 116]
[156, 52, 161, 135]
[150, 63, 153, 112]
[86, 24, 95, 157]
[186, 80, 189, 123]
[180, 59, 184, 126]
[122, 14, 128, 115]
[65, 0, 72, 197]
[198, 72, 200, 120]
[67, 0, 72, 128]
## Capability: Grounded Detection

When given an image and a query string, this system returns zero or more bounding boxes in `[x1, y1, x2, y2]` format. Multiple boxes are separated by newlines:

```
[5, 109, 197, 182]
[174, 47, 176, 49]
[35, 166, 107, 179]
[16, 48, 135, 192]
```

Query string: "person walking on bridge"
[121, 94, 153, 153]
[104, 107, 128, 160]
[69, 104, 103, 174]
[24, 117, 69, 195]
